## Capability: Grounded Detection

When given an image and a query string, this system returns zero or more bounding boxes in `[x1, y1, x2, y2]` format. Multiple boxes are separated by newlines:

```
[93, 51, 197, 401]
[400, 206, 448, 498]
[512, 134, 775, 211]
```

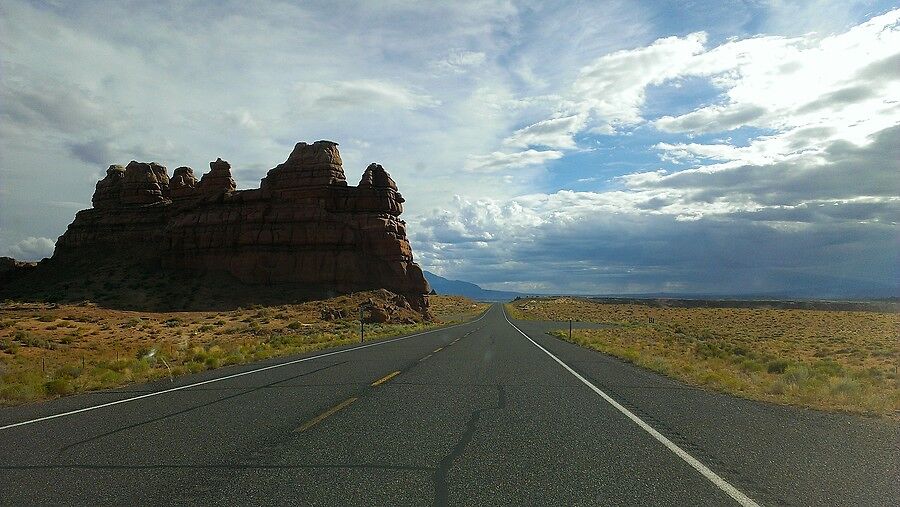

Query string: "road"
[0, 304, 897, 506]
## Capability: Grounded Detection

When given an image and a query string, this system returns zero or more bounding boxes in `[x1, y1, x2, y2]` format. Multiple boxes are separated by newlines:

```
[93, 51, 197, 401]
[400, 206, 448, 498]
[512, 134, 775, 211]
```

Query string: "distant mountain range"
[424, 270, 896, 302]
[423, 271, 524, 301]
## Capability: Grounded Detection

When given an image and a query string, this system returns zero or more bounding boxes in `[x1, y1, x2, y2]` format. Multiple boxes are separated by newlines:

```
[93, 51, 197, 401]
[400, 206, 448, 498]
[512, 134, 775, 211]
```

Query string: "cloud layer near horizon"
[1, 1, 897, 296]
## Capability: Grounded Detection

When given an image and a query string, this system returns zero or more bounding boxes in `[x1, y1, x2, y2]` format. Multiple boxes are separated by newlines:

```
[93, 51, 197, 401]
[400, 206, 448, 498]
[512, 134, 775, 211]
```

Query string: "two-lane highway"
[1, 304, 897, 505]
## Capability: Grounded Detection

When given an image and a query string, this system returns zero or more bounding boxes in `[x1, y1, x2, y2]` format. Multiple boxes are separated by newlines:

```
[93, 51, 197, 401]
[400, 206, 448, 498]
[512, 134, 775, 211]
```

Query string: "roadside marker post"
[359, 304, 373, 343]
[569, 319, 572, 341]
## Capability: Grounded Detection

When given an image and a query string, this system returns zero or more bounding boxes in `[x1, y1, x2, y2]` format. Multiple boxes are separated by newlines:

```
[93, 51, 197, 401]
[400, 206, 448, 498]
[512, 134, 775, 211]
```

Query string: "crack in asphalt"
[432, 384, 507, 507]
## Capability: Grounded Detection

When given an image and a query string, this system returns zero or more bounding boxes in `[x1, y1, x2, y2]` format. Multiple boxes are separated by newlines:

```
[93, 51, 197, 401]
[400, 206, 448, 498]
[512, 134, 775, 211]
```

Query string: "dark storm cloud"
[640, 125, 900, 206]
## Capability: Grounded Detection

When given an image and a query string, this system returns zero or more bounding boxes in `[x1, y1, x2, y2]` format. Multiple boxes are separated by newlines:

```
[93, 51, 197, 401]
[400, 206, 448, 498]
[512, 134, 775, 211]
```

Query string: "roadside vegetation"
[507, 298, 899, 417]
[0, 293, 488, 404]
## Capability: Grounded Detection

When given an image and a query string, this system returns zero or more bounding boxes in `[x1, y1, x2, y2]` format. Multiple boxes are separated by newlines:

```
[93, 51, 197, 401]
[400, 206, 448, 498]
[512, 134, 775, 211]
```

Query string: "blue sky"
[1, 0, 898, 296]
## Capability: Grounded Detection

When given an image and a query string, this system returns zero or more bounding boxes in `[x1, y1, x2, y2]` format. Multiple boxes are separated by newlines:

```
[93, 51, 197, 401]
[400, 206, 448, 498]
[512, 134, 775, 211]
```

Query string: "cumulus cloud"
[414, 191, 897, 296]
[5, 237, 55, 261]
[417, 119, 899, 294]
[572, 32, 708, 130]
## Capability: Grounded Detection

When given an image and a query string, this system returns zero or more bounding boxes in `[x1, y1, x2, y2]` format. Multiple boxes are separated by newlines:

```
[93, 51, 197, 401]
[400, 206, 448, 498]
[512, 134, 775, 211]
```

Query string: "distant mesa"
[13, 140, 431, 313]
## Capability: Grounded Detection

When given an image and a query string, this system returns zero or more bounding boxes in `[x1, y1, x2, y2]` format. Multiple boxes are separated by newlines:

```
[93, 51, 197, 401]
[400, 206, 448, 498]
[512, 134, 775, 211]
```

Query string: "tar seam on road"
[433, 384, 507, 507]
[371, 371, 401, 387]
[502, 309, 761, 507]
[0, 309, 490, 431]
[296, 397, 358, 433]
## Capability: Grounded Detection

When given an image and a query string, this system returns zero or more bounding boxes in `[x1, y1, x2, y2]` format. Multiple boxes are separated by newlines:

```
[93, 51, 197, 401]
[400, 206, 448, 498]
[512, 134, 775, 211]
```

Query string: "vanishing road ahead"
[1, 304, 897, 505]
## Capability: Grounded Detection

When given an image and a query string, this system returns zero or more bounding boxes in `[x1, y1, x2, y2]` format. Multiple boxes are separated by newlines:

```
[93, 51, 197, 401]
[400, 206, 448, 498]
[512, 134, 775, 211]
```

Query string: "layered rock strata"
[53, 140, 430, 311]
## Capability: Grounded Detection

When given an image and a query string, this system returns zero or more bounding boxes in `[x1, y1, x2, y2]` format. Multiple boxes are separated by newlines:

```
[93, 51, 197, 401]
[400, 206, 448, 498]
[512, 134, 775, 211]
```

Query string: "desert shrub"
[739, 358, 764, 372]
[696, 341, 726, 359]
[121, 318, 141, 329]
[768, 379, 788, 395]
[0, 338, 19, 354]
[830, 376, 862, 396]
[783, 365, 810, 384]
[287, 321, 303, 330]
[811, 360, 844, 377]
[56, 365, 84, 379]
[44, 379, 73, 396]
[767, 359, 790, 374]
[36, 314, 55, 323]
[198, 324, 214, 332]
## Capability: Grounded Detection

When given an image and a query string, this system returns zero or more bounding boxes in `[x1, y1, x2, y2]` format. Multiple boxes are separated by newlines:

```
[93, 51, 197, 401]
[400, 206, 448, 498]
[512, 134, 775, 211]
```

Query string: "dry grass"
[507, 297, 900, 417]
[0, 293, 488, 405]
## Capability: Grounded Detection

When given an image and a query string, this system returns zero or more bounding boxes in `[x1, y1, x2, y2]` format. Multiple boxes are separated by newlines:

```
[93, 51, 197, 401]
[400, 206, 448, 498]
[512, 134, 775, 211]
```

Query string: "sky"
[1, 0, 898, 296]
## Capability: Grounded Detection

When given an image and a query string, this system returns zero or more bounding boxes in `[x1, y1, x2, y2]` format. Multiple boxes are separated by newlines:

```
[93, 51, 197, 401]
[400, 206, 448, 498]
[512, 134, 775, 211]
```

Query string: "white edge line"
[502, 308, 761, 507]
[0, 308, 490, 431]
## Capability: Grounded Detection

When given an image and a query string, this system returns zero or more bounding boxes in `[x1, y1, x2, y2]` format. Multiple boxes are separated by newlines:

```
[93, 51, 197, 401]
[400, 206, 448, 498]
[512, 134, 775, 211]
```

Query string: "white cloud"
[5, 237, 55, 261]
[503, 114, 587, 149]
[652, 9, 900, 166]
[294, 80, 439, 113]
[572, 32, 708, 130]
[432, 50, 487, 73]
[464, 149, 564, 172]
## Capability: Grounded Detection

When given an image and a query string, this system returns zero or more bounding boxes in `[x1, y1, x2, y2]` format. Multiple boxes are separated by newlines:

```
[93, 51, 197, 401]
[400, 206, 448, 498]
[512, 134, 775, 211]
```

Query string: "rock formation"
[51, 140, 430, 311]
[0, 257, 38, 286]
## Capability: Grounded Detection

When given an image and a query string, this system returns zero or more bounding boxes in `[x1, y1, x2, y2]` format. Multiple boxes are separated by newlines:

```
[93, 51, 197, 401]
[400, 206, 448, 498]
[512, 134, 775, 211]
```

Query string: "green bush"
[44, 379, 73, 396]
[767, 359, 790, 374]
[783, 365, 810, 384]
[163, 318, 182, 328]
[812, 360, 844, 377]
[56, 365, 83, 379]
[830, 376, 862, 396]
[121, 318, 141, 329]
[0, 338, 18, 354]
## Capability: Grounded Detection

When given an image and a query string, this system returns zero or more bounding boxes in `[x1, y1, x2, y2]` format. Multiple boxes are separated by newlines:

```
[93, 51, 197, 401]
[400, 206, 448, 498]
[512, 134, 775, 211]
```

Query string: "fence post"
[360, 306, 364, 343]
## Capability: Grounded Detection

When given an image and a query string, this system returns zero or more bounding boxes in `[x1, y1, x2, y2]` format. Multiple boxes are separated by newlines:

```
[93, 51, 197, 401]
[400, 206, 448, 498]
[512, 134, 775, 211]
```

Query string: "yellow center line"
[371, 370, 401, 387]
[419, 354, 433, 362]
[296, 397, 357, 433]
[433, 347, 444, 353]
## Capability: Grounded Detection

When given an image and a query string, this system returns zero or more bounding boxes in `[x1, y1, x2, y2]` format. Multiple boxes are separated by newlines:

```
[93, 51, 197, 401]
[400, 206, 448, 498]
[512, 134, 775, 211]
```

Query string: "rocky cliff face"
[51, 140, 430, 311]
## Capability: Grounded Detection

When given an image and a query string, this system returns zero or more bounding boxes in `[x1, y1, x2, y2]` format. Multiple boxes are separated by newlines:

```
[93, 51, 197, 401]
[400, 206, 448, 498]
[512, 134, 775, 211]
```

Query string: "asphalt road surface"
[1, 304, 897, 506]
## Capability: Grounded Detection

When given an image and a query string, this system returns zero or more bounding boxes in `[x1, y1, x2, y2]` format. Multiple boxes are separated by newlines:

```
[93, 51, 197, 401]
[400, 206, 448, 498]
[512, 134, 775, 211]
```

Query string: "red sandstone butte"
[53, 140, 431, 311]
